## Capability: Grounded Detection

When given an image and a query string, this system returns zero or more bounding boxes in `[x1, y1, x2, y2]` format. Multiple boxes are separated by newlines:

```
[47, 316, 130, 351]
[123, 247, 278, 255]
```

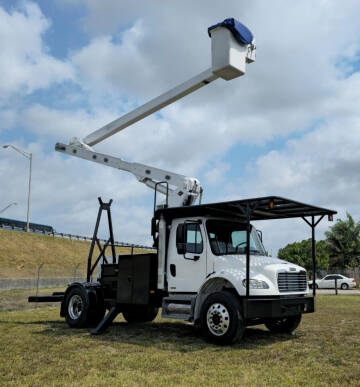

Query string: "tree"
[325, 213, 360, 268]
[278, 239, 329, 272]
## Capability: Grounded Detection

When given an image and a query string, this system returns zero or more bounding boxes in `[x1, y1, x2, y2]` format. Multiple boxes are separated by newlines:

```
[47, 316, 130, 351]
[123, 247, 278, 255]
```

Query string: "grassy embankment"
[0, 228, 150, 278]
[0, 294, 359, 386]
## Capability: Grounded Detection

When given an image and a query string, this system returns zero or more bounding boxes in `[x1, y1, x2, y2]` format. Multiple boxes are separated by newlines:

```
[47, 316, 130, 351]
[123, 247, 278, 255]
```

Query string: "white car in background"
[309, 274, 357, 290]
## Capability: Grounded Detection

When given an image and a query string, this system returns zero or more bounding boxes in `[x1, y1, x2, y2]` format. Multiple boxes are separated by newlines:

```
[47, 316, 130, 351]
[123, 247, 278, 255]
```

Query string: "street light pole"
[2, 145, 33, 232]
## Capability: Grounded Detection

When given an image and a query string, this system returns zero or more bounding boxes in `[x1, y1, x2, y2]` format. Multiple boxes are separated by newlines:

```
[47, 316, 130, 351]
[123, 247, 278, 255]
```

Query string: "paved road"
[309, 289, 360, 295]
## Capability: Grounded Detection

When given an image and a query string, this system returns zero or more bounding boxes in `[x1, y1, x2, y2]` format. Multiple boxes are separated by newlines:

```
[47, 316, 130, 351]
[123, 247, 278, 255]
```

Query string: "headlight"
[242, 279, 269, 289]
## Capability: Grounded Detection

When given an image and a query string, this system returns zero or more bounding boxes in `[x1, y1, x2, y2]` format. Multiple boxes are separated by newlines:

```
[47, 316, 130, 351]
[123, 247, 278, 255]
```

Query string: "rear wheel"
[341, 283, 349, 290]
[122, 306, 158, 323]
[201, 291, 244, 345]
[65, 286, 105, 328]
[65, 287, 90, 328]
[265, 315, 302, 334]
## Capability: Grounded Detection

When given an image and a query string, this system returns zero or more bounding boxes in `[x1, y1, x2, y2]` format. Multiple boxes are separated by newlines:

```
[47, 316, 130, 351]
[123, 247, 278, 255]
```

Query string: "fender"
[193, 273, 244, 322]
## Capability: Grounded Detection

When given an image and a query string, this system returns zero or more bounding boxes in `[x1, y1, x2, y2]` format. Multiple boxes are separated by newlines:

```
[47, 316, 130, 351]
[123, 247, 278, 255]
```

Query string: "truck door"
[167, 220, 207, 293]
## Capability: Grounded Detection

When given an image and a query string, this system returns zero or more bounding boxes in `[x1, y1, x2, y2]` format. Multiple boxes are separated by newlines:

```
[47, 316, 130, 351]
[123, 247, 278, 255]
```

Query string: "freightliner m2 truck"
[29, 19, 336, 345]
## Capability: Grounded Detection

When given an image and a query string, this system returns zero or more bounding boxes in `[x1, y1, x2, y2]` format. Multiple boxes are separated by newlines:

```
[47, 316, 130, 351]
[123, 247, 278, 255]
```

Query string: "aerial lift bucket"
[209, 18, 256, 80]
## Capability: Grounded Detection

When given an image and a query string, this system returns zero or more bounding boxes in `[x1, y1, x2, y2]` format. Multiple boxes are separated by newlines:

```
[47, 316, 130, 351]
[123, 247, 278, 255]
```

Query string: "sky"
[0, 0, 360, 254]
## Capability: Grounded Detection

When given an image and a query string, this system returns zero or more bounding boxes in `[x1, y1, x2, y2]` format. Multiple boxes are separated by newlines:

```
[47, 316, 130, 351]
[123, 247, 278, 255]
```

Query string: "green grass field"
[0, 293, 359, 386]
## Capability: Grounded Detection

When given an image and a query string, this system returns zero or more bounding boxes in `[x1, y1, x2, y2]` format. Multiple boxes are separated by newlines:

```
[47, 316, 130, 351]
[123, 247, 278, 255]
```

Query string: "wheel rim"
[68, 294, 83, 320]
[206, 303, 230, 336]
[272, 318, 287, 327]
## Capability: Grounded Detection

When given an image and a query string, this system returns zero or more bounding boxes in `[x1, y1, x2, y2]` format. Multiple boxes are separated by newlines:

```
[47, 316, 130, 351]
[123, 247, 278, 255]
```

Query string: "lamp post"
[2, 145, 32, 232]
[0, 202, 18, 215]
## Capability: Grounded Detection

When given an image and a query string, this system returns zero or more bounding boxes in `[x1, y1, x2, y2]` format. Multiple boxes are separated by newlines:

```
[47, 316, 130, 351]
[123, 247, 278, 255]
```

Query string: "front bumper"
[243, 296, 314, 319]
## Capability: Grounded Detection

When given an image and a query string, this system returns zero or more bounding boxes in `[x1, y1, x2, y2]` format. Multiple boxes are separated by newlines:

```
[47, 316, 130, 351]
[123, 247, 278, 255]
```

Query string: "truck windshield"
[206, 220, 266, 256]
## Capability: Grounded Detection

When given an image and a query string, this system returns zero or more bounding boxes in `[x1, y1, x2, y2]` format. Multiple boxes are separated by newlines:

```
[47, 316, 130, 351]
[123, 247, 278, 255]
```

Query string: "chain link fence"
[0, 263, 88, 290]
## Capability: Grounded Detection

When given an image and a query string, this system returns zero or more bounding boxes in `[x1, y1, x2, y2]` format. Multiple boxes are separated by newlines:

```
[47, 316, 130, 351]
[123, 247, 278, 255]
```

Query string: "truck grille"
[278, 271, 307, 293]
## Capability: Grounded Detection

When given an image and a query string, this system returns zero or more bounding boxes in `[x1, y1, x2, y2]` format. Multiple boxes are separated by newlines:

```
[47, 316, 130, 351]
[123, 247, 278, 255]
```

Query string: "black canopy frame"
[155, 196, 336, 297]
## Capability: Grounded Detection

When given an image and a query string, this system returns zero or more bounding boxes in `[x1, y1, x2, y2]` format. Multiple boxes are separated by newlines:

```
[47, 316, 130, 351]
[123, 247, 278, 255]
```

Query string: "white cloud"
[2, 0, 360, 253]
[0, 2, 74, 102]
[21, 104, 117, 142]
[204, 162, 230, 185]
[71, 20, 157, 98]
[0, 109, 17, 131]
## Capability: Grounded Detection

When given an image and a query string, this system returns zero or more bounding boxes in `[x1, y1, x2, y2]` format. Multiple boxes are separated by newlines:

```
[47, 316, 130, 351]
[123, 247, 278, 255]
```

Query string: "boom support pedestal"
[87, 197, 116, 282]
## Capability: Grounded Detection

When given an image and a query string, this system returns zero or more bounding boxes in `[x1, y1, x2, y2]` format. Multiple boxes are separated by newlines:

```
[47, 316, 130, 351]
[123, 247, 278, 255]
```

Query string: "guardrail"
[50, 231, 155, 250]
[0, 223, 155, 251]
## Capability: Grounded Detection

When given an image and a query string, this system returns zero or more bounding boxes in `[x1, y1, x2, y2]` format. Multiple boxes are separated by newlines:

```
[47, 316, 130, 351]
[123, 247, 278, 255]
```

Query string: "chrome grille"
[277, 271, 307, 293]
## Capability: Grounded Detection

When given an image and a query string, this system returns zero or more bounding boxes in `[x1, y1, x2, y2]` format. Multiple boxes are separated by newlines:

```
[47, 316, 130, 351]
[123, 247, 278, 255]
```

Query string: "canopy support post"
[236, 202, 256, 298]
[302, 215, 325, 297]
[246, 203, 251, 297]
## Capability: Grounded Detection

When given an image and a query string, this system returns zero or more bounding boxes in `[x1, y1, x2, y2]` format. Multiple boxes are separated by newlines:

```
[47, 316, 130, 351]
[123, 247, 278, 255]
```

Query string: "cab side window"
[176, 223, 203, 254]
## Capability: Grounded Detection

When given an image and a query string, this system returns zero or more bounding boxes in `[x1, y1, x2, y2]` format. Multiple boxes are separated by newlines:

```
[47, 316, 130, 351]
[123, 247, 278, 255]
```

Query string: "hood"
[214, 254, 303, 277]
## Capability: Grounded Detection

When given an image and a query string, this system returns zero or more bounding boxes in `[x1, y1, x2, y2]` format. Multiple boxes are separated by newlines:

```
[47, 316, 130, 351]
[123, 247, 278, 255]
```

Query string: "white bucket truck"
[29, 19, 335, 344]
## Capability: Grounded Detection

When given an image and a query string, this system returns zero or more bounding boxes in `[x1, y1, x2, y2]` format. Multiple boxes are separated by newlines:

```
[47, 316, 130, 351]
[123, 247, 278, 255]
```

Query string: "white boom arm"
[55, 142, 201, 207]
[82, 69, 218, 147]
[56, 19, 256, 207]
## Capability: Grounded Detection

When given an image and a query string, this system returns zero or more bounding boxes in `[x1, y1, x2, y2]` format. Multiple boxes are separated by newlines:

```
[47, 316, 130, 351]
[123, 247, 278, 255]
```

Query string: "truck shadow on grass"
[3, 318, 298, 351]
[94, 323, 298, 351]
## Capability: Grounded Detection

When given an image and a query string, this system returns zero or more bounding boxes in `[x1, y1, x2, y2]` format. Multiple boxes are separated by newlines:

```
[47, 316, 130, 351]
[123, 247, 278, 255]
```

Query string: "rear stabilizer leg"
[91, 306, 120, 335]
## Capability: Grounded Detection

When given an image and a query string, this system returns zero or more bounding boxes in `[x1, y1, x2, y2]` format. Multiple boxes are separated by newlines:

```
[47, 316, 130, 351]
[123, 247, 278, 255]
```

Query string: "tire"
[122, 305, 158, 323]
[341, 283, 349, 290]
[65, 287, 91, 328]
[265, 315, 302, 334]
[200, 291, 244, 345]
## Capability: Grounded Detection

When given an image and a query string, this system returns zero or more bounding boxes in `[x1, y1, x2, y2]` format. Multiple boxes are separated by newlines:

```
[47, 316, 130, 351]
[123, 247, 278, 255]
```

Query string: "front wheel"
[200, 291, 244, 345]
[265, 315, 302, 334]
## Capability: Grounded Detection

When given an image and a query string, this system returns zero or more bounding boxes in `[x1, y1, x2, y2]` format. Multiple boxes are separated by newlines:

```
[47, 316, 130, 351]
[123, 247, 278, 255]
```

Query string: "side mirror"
[176, 223, 187, 254]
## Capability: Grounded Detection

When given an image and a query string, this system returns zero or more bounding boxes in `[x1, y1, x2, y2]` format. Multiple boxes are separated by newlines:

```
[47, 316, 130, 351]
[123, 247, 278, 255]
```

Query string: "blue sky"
[1, 0, 360, 254]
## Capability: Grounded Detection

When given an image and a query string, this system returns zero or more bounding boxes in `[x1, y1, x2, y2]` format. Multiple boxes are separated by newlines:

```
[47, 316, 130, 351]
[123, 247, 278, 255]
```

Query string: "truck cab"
[166, 216, 307, 297]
